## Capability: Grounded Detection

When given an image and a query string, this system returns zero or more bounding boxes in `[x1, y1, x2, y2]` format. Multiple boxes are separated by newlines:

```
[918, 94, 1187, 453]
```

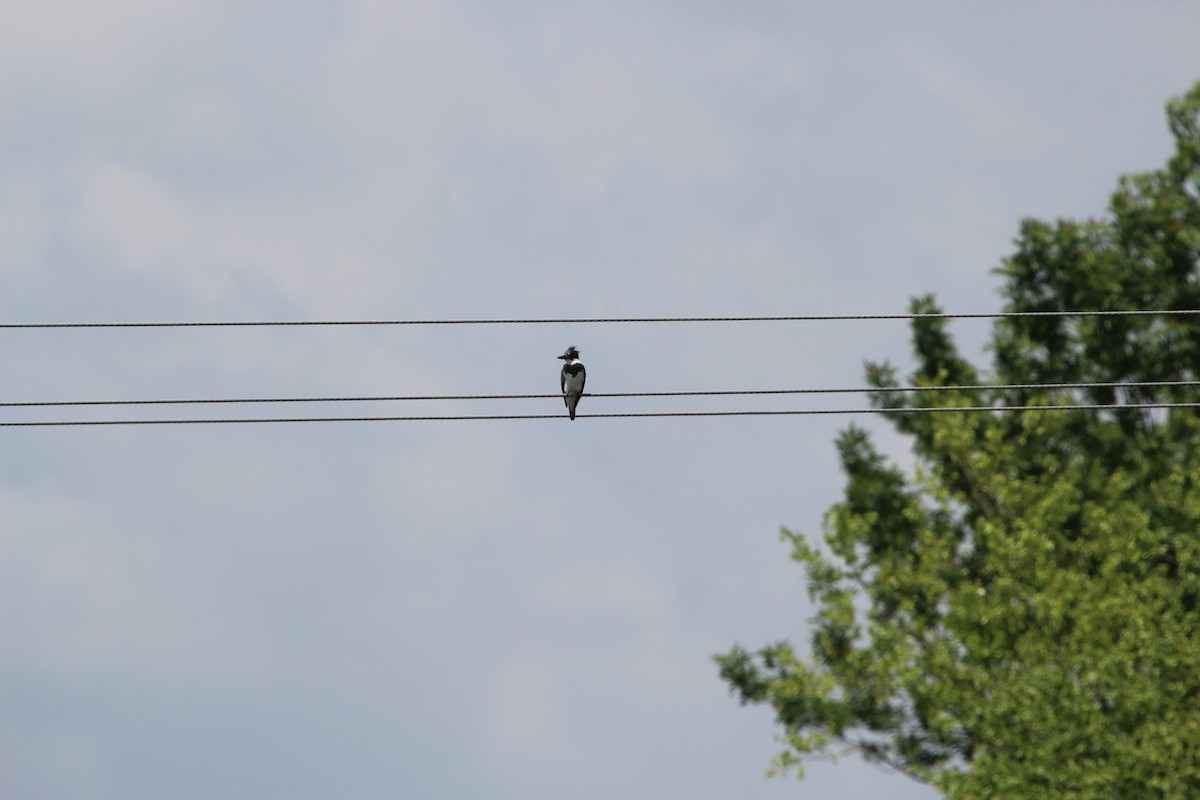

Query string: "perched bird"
[557, 346, 586, 420]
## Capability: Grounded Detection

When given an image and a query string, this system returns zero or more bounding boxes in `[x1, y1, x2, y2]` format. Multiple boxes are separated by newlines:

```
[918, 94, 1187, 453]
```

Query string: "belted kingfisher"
[557, 346, 586, 420]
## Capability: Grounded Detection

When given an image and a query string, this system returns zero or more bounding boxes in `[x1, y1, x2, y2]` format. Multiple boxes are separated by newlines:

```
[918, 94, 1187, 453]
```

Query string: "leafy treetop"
[718, 82, 1200, 799]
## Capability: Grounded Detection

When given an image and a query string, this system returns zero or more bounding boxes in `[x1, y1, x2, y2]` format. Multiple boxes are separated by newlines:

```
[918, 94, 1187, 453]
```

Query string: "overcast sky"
[2, 3, 1198, 799]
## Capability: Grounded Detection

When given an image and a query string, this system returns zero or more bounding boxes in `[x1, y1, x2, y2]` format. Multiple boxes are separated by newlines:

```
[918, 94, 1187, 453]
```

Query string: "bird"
[557, 346, 586, 420]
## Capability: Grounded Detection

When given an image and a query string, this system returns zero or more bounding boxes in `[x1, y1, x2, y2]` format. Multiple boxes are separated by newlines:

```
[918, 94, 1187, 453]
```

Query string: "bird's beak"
[557, 354, 568, 360]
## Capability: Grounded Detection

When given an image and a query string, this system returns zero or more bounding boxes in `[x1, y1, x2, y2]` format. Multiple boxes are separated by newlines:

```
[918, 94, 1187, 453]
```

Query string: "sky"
[1, 2, 1198, 799]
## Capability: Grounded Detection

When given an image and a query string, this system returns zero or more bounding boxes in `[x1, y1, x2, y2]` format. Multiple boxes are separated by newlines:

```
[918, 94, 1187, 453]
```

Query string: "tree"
[717, 82, 1200, 799]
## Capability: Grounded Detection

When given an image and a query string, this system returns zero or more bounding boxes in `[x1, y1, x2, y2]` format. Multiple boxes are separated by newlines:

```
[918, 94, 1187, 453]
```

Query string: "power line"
[3, 310, 1200, 329]
[4, 402, 1198, 427]
[4, 380, 1196, 409]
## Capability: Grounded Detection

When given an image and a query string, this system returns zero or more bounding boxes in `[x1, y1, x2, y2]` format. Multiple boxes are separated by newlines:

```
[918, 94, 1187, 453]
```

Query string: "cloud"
[0, 1, 201, 95]
[902, 45, 1064, 160]
[0, 483, 281, 692]
[323, 1, 745, 200]
[73, 162, 386, 315]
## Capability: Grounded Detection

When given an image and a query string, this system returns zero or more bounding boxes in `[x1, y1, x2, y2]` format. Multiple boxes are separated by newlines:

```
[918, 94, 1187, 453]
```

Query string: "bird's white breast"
[562, 365, 585, 393]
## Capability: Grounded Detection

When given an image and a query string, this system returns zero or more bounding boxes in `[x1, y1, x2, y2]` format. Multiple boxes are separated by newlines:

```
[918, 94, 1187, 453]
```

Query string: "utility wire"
[3, 310, 1200, 329]
[4, 380, 1197, 409]
[4, 402, 1198, 427]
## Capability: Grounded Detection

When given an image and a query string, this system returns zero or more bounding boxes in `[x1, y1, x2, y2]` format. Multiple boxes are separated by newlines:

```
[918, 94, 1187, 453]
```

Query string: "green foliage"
[717, 83, 1200, 798]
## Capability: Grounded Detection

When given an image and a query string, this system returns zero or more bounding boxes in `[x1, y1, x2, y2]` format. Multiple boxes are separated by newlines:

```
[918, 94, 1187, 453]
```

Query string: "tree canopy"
[717, 82, 1200, 798]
